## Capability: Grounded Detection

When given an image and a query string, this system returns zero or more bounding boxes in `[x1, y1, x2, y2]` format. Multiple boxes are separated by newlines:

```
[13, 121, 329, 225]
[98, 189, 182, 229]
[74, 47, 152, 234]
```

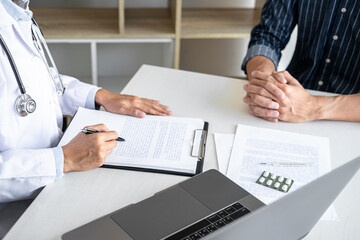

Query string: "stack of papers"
[214, 124, 338, 221]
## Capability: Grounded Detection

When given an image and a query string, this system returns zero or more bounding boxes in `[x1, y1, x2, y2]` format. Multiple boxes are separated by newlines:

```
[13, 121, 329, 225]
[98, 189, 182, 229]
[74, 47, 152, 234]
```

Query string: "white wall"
[180, 38, 250, 77]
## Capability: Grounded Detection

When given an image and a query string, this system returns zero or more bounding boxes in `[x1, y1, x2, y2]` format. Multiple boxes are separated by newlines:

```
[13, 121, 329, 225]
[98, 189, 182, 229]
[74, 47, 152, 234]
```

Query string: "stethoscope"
[0, 18, 65, 117]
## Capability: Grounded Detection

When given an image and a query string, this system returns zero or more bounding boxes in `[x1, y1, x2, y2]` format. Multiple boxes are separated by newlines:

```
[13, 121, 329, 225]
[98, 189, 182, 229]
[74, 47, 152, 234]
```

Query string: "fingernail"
[278, 74, 287, 83]
[279, 92, 285, 99]
[243, 85, 247, 90]
[251, 71, 256, 77]
[138, 112, 146, 118]
[272, 111, 279, 117]
[272, 103, 279, 109]
[243, 97, 247, 103]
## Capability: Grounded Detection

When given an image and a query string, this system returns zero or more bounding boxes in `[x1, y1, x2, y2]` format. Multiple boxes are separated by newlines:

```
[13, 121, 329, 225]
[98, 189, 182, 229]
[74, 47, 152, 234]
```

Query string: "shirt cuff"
[51, 147, 64, 180]
[85, 87, 101, 110]
[241, 44, 280, 74]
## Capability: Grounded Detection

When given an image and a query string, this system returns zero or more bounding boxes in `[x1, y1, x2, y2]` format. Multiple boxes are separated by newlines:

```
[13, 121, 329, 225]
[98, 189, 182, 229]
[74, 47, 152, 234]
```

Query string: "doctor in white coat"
[0, 0, 170, 234]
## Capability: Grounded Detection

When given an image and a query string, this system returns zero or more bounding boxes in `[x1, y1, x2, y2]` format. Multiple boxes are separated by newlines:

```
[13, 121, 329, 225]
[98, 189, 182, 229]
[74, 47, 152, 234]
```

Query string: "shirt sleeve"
[58, 74, 101, 116]
[52, 146, 64, 180]
[0, 148, 57, 203]
[242, 0, 297, 73]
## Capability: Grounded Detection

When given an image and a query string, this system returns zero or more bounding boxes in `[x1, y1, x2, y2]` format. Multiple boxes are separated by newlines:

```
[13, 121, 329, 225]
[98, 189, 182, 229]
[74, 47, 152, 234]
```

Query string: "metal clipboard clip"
[191, 124, 208, 161]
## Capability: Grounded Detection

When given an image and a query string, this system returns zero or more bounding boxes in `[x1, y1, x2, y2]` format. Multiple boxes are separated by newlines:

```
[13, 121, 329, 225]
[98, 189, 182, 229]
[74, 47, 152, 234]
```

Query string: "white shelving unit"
[32, 0, 264, 92]
[48, 38, 174, 93]
[49, 38, 174, 91]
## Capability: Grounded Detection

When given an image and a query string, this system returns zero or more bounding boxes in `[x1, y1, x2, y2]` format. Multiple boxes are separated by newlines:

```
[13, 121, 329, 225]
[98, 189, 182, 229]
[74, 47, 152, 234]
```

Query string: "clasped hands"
[243, 70, 318, 123]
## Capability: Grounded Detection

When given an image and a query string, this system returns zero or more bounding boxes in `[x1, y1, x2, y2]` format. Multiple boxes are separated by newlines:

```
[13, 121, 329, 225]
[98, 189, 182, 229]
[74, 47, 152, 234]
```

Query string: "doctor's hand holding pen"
[62, 124, 118, 172]
[94, 89, 171, 118]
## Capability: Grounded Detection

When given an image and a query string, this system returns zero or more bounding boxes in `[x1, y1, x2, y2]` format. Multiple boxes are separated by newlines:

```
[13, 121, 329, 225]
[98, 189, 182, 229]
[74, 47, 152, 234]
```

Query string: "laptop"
[62, 156, 360, 240]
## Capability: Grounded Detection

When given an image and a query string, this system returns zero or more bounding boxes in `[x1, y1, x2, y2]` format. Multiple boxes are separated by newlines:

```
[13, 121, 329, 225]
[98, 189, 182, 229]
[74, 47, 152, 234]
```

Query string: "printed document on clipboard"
[58, 107, 208, 176]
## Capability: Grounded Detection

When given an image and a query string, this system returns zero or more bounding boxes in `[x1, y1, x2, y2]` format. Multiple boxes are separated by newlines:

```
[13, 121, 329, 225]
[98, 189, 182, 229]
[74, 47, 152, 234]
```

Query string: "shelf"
[33, 7, 261, 40]
[32, 8, 119, 39]
[123, 8, 175, 38]
[181, 8, 261, 39]
[32, 8, 175, 39]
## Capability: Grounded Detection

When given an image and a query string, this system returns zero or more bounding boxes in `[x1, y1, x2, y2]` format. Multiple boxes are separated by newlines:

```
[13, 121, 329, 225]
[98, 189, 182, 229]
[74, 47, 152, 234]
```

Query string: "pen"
[81, 128, 125, 142]
[260, 162, 315, 167]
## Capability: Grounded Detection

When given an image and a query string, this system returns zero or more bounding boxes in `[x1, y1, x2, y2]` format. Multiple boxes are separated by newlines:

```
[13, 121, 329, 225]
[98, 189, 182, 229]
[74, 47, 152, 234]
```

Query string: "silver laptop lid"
[206, 156, 360, 240]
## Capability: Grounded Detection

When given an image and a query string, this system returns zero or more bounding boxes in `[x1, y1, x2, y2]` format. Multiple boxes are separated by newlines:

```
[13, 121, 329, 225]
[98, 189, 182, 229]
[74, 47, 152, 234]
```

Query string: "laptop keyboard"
[164, 202, 251, 240]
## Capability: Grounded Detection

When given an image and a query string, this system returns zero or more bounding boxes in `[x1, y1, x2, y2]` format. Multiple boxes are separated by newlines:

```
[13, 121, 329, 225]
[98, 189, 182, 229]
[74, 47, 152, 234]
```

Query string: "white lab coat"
[0, 4, 99, 203]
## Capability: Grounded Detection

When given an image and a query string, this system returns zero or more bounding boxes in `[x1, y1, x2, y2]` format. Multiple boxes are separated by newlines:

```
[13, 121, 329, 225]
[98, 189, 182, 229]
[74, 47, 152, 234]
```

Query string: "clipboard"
[102, 121, 209, 177]
[59, 107, 209, 177]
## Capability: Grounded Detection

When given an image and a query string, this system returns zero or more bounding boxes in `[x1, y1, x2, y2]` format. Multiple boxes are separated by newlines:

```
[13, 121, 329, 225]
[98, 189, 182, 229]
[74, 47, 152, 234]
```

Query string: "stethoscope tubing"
[31, 18, 43, 36]
[0, 34, 26, 95]
[31, 18, 65, 95]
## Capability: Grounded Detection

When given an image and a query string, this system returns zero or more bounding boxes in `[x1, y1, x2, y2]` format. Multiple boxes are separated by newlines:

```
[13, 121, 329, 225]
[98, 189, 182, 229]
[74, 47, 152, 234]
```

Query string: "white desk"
[5, 65, 360, 240]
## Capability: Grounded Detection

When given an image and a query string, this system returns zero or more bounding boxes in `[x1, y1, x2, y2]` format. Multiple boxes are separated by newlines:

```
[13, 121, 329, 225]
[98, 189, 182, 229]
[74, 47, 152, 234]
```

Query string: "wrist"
[310, 95, 338, 121]
[94, 89, 108, 107]
[246, 56, 276, 79]
[308, 96, 323, 121]
[313, 95, 346, 121]
[62, 146, 73, 173]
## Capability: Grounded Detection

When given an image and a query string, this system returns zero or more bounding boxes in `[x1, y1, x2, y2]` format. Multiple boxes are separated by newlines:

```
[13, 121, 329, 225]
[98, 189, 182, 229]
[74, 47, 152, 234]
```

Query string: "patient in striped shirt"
[242, 0, 360, 123]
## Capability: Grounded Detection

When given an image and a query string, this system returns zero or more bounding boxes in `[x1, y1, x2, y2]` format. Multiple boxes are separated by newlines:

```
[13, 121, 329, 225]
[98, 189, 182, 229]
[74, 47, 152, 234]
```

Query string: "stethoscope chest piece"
[0, 17, 64, 117]
[15, 94, 36, 117]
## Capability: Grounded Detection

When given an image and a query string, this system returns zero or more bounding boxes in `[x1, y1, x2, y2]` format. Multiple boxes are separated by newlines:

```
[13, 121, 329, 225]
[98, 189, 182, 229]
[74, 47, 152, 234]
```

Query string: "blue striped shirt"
[242, 0, 360, 94]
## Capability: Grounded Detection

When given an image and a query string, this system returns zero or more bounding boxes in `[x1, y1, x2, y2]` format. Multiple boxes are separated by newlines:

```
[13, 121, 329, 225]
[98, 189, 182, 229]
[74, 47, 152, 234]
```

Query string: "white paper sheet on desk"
[59, 107, 204, 174]
[214, 133, 235, 174]
[214, 127, 338, 221]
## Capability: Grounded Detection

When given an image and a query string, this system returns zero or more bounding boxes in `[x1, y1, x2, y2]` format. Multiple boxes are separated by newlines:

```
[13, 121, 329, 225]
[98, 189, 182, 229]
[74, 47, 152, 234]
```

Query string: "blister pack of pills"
[256, 171, 294, 193]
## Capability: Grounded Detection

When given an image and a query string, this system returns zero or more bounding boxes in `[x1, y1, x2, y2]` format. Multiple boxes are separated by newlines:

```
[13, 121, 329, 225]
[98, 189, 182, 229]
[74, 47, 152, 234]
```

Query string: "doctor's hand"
[244, 71, 319, 122]
[62, 124, 118, 172]
[95, 89, 171, 118]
